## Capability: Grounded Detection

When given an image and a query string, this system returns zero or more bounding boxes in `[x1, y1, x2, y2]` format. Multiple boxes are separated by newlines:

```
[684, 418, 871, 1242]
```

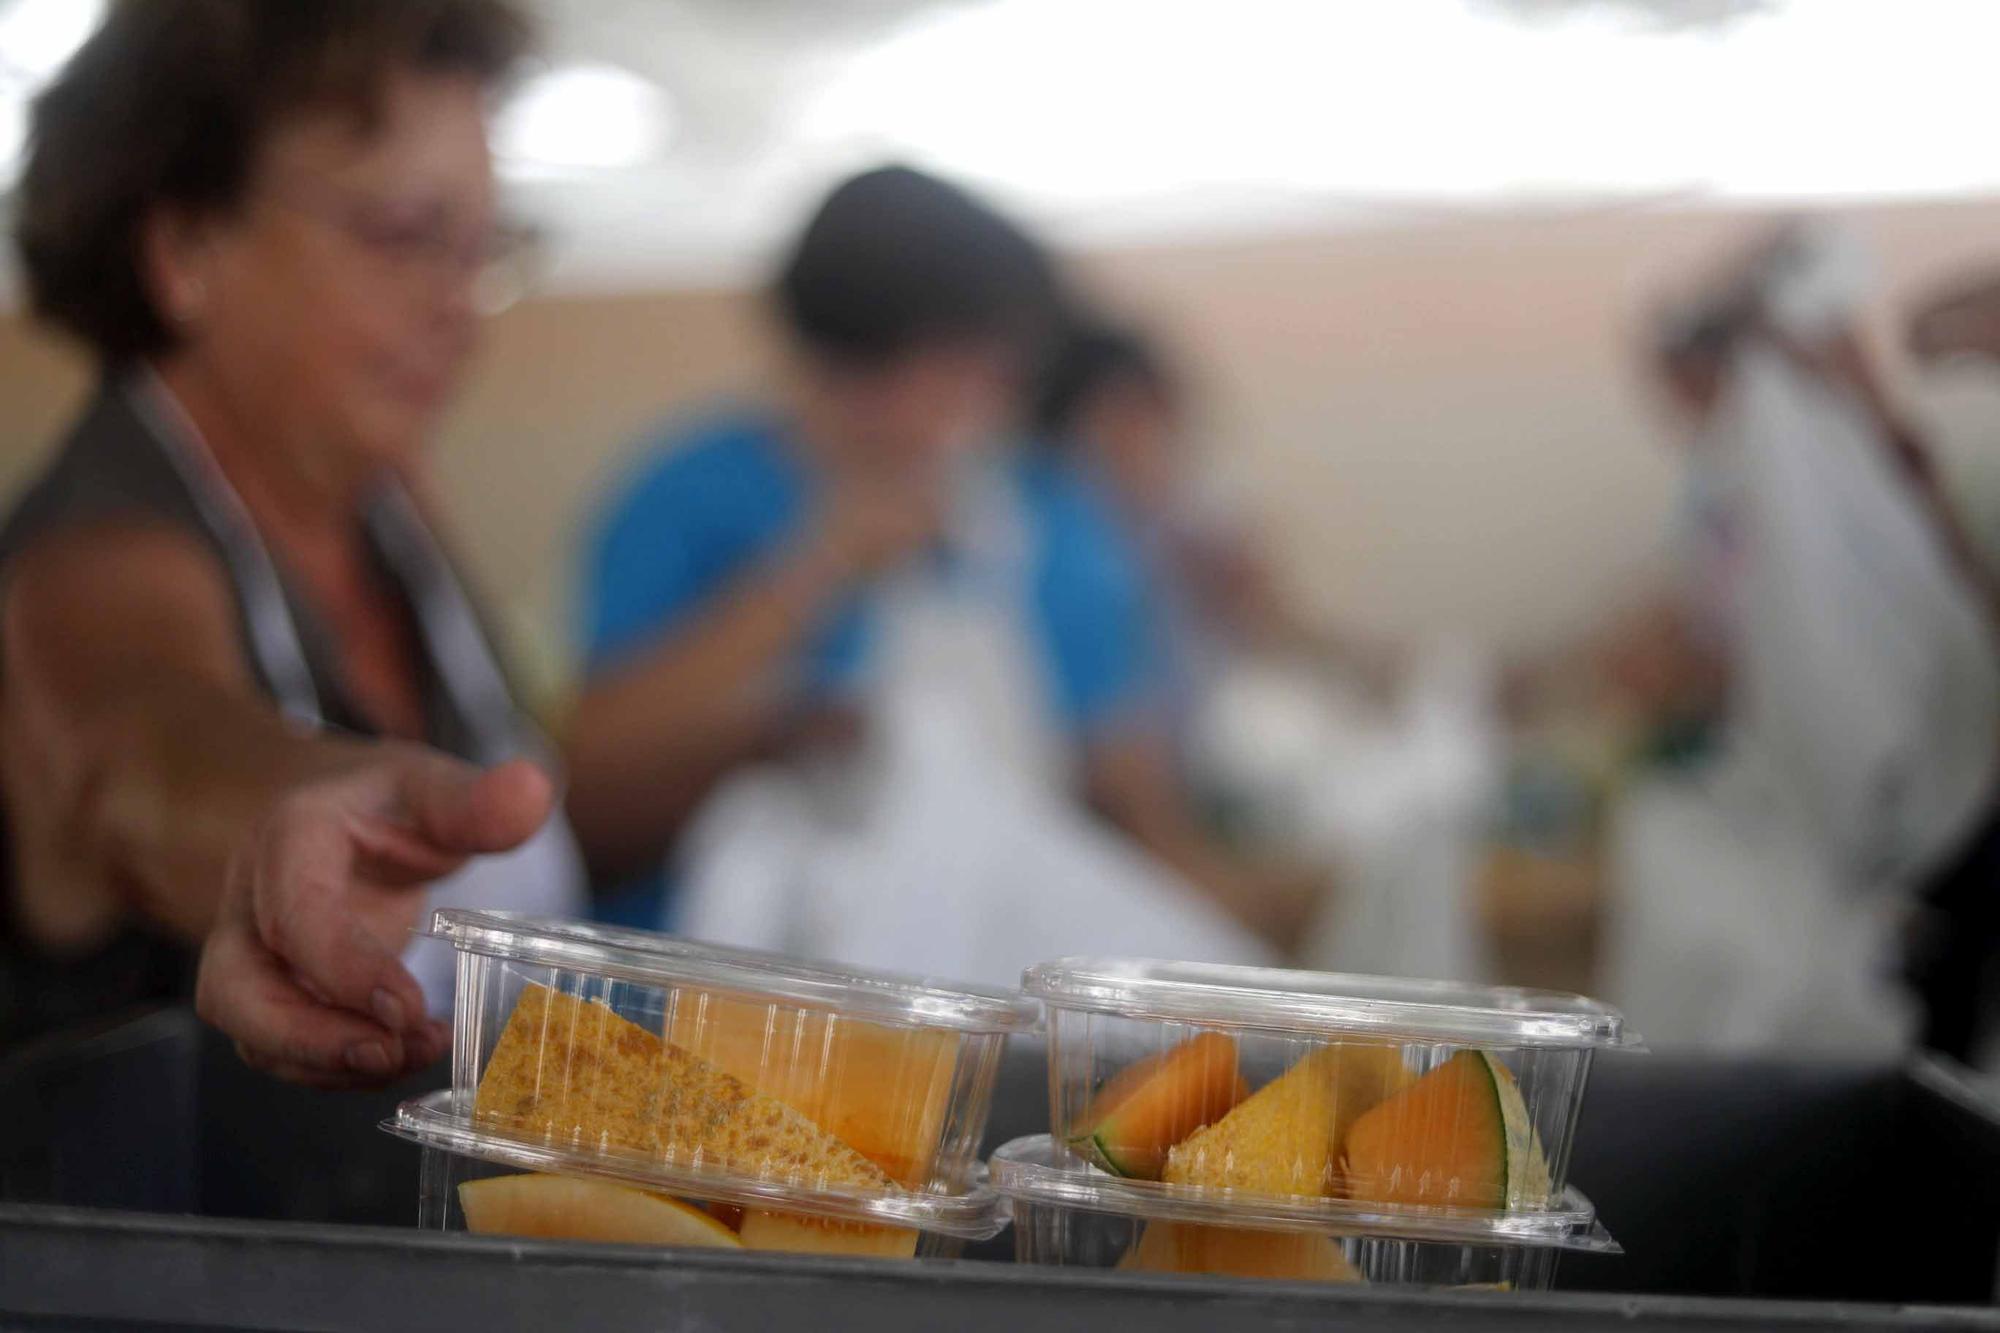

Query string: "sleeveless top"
[0, 376, 586, 1048]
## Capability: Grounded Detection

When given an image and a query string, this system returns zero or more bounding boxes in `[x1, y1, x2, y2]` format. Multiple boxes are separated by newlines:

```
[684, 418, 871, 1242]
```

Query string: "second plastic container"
[1023, 957, 1642, 1215]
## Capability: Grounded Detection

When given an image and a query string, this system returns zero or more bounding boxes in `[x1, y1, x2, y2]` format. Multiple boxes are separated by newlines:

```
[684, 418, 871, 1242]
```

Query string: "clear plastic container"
[389, 1092, 1008, 1259]
[433, 910, 1041, 1198]
[1023, 957, 1641, 1214]
[990, 1135, 1618, 1290]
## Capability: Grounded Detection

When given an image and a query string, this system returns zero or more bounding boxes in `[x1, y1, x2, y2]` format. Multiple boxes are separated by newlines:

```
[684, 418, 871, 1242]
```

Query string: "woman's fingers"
[197, 908, 418, 1087]
[233, 1040, 389, 1091]
[200, 749, 537, 1087]
[264, 753, 551, 1031]
[409, 1018, 452, 1070]
[248, 795, 430, 1044]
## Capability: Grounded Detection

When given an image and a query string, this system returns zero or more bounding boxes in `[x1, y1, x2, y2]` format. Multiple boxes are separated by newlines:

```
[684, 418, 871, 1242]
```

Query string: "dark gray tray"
[2, 1203, 1994, 1333]
[3, 1006, 1998, 1328]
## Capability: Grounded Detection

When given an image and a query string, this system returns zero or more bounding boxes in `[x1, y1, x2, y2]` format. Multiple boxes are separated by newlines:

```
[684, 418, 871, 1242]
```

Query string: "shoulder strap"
[121, 373, 325, 729]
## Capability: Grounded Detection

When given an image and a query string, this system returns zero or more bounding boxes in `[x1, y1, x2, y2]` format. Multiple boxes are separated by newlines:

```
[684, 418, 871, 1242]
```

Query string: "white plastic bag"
[1715, 344, 2000, 890]
[1602, 756, 1915, 1055]
[1194, 642, 1498, 983]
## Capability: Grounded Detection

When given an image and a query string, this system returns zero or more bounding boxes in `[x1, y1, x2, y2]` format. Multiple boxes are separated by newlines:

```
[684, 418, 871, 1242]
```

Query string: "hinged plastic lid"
[428, 910, 1040, 1034]
[384, 1091, 1011, 1240]
[987, 1137, 1620, 1251]
[1022, 957, 1640, 1049]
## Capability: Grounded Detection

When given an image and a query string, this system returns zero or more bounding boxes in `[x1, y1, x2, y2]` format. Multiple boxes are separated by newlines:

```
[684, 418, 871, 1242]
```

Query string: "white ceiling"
[8, 0, 2000, 299]
[502, 0, 2000, 292]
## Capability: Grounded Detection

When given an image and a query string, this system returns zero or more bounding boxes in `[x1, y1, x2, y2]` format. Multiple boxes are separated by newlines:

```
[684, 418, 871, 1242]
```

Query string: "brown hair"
[776, 165, 1060, 366]
[13, 0, 534, 365]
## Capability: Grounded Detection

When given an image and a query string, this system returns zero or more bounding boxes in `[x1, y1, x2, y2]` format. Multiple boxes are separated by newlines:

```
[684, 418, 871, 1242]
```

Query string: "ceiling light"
[0, 94, 24, 192]
[494, 63, 674, 174]
[0, 0, 105, 84]
[801, 0, 2000, 207]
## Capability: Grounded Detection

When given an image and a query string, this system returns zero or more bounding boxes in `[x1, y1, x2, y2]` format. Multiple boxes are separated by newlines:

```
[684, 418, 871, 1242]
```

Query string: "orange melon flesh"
[1071, 1033, 1248, 1179]
[1119, 1222, 1363, 1283]
[472, 990, 928, 1261]
[736, 1208, 920, 1258]
[1163, 1043, 1412, 1197]
[473, 985, 892, 1193]
[665, 993, 959, 1188]
[458, 1173, 742, 1249]
[1340, 1050, 1551, 1209]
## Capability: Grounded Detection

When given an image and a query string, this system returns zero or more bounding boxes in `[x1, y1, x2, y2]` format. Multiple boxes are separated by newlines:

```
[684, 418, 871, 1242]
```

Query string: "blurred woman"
[0, 1, 584, 1085]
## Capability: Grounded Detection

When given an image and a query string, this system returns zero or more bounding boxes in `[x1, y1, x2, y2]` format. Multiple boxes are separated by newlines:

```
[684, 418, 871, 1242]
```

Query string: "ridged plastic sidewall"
[1007, 1196, 1563, 1290]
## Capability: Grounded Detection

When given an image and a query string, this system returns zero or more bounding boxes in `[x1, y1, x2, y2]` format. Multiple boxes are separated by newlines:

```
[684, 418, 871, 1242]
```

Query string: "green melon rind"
[1475, 1051, 1552, 1209]
[1070, 1127, 1144, 1178]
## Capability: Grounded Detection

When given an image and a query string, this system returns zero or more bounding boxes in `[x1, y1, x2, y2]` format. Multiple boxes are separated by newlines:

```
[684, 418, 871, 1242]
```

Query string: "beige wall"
[9, 196, 2000, 702]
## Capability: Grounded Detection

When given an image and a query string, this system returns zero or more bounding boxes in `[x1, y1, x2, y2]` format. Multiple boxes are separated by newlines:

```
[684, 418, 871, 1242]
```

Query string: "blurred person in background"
[0, 0, 586, 1086]
[1599, 224, 2000, 1062]
[1030, 319, 1505, 988]
[564, 168, 1305, 982]
[1030, 320, 1401, 759]
[1901, 272, 2000, 1062]
[1910, 271, 2000, 370]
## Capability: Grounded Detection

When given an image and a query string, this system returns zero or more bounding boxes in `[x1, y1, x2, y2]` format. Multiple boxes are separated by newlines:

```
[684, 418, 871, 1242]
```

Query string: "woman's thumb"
[398, 756, 554, 855]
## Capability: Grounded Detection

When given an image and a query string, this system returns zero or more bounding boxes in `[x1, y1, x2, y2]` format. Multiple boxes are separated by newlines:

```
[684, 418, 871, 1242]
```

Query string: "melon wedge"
[665, 993, 958, 1188]
[1119, 1222, 1363, 1283]
[737, 1208, 920, 1258]
[1162, 1044, 1412, 1197]
[458, 1173, 742, 1249]
[1070, 1033, 1248, 1179]
[1340, 1050, 1551, 1209]
[474, 985, 891, 1193]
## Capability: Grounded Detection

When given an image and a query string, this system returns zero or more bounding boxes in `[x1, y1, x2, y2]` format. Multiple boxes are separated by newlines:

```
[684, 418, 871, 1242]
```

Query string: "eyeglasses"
[266, 178, 547, 315]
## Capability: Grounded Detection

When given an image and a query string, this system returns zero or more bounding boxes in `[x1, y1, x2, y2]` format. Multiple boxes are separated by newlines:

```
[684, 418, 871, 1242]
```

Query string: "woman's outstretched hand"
[196, 752, 553, 1088]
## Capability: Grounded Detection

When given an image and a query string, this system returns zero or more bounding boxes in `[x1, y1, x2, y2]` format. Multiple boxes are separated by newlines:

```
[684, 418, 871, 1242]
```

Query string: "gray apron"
[126, 374, 587, 1014]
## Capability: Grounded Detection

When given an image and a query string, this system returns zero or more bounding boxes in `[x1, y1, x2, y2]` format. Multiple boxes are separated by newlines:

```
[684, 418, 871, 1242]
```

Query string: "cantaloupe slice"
[665, 993, 958, 1188]
[474, 985, 892, 1193]
[1339, 1050, 1551, 1209]
[1118, 1222, 1363, 1283]
[736, 1209, 920, 1258]
[1162, 1043, 1412, 1197]
[458, 1173, 742, 1249]
[1069, 1033, 1248, 1179]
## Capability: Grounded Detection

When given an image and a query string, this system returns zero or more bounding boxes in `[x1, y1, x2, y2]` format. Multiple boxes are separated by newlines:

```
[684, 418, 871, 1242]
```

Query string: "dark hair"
[775, 165, 1060, 366]
[14, 0, 533, 365]
[1032, 319, 1178, 439]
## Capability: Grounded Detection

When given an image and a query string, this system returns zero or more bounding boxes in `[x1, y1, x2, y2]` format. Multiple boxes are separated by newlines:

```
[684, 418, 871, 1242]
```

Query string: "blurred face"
[1655, 346, 1729, 435]
[1076, 376, 1181, 521]
[820, 341, 1020, 475]
[148, 71, 500, 485]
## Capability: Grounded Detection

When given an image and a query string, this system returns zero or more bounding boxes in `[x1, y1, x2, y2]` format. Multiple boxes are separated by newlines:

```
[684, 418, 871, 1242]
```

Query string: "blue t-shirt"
[578, 412, 1161, 925]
